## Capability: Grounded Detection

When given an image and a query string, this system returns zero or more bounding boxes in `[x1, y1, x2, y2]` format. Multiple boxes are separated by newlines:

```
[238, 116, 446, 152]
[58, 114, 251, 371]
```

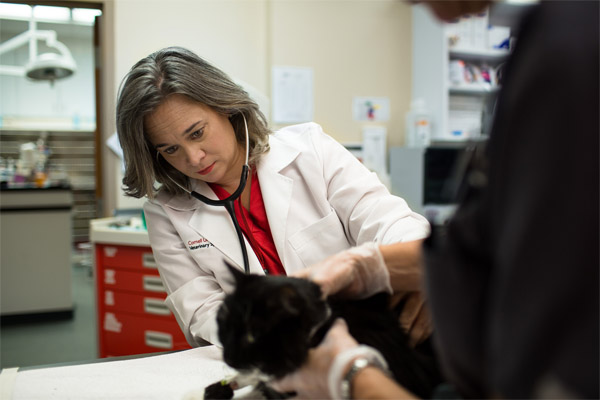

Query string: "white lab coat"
[144, 122, 429, 346]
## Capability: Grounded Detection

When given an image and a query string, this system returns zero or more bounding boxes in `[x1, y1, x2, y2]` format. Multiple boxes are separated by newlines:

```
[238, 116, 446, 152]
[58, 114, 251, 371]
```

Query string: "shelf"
[449, 84, 500, 95]
[0, 116, 96, 133]
[430, 136, 488, 146]
[412, 3, 515, 142]
[449, 47, 510, 62]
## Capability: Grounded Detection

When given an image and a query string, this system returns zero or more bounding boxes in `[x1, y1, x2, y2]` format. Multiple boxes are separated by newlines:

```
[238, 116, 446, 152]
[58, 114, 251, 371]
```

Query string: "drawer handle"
[104, 246, 117, 257]
[142, 253, 157, 269]
[143, 298, 171, 316]
[142, 275, 165, 292]
[144, 330, 173, 349]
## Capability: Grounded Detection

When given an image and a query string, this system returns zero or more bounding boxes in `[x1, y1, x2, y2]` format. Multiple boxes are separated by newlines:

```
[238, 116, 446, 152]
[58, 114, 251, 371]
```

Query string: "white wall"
[113, 0, 269, 99]
[270, 1, 412, 145]
[96, 0, 413, 215]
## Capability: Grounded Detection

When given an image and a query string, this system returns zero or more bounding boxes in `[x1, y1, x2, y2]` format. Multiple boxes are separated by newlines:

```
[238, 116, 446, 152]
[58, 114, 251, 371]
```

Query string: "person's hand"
[292, 242, 391, 299]
[391, 291, 433, 347]
[272, 318, 360, 399]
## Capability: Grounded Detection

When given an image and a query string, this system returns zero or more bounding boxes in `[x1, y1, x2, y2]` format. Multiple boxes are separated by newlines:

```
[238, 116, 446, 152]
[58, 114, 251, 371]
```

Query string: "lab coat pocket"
[288, 210, 350, 267]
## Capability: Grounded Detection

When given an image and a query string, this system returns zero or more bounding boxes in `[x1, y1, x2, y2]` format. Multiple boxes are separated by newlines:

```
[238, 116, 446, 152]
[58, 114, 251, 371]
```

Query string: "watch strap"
[340, 357, 371, 399]
[328, 345, 389, 399]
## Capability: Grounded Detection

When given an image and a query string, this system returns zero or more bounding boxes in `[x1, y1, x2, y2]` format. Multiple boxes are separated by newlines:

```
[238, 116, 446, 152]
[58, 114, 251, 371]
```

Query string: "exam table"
[0, 345, 232, 399]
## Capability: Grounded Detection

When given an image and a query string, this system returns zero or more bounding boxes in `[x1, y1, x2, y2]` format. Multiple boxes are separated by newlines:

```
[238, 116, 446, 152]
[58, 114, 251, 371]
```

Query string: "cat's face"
[217, 264, 329, 378]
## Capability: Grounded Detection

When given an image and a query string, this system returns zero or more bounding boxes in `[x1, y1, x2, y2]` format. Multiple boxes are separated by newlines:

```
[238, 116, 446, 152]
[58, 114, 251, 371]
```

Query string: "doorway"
[0, 1, 104, 244]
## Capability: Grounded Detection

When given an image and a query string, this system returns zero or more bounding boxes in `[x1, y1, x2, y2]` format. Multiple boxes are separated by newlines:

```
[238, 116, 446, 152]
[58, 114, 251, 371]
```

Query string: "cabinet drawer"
[103, 268, 165, 293]
[103, 290, 172, 317]
[101, 311, 189, 357]
[97, 244, 157, 271]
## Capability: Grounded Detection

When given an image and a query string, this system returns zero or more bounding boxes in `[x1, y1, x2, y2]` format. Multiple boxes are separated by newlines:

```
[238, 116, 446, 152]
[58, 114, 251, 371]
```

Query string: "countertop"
[0, 345, 237, 400]
[0, 182, 71, 191]
[90, 217, 150, 247]
[0, 184, 73, 210]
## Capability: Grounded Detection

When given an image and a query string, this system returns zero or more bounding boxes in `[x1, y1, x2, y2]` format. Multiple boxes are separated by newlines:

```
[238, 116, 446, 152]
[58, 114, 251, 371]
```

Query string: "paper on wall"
[272, 66, 314, 124]
[106, 132, 125, 173]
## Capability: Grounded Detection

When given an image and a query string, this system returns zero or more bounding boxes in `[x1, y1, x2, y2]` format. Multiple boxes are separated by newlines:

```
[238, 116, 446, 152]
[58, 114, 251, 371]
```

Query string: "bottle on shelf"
[405, 99, 431, 148]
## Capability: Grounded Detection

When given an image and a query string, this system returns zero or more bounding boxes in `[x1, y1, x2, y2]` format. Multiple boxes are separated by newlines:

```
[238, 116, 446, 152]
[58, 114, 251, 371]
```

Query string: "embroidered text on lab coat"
[187, 238, 214, 250]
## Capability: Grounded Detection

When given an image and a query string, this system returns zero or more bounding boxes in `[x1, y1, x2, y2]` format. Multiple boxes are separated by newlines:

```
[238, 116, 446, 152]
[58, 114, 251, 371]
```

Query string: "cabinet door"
[94, 243, 192, 357]
[97, 244, 158, 271]
[102, 290, 172, 317]
[101, 311, 189, 357]
[102, 268, 165, 293]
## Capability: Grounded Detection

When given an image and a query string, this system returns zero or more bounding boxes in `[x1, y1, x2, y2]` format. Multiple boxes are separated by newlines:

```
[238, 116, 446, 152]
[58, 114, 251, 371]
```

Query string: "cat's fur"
[209, 263, 442, 399]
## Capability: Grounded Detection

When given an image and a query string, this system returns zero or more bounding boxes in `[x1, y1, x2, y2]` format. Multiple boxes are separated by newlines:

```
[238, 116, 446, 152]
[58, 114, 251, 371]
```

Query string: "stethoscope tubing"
[189, 164, 250, 274]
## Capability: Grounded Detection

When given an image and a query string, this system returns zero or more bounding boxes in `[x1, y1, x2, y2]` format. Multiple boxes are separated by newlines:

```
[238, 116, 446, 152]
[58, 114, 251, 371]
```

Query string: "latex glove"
[272, 318, 360, 399]
[292, 242, 391, 299]
[391, 291, 433, 347]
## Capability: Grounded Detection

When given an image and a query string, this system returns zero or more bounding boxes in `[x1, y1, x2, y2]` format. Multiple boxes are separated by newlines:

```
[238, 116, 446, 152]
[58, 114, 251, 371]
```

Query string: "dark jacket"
[424, 2, 599, 398]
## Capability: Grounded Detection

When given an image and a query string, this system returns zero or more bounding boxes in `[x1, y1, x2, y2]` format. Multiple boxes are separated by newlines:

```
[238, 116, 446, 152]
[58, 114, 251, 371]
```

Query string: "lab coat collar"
[262, 132, 301, 172]
[162, 180, 216, 212]
[254, 133, 298, 267]
[160, 133, 300, 273]
[162, 132, 300, 211]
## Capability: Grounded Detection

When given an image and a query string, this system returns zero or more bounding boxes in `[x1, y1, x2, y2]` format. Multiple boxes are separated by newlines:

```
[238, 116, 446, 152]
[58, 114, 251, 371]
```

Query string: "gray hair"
[116, 46, 271, 199]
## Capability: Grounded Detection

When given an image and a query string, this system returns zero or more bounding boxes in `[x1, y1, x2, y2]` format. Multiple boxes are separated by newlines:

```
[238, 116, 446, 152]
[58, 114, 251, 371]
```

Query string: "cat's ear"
[224, 260, 246, 286]
[279, 285, 303, 316]
[309, 281, 324, 300]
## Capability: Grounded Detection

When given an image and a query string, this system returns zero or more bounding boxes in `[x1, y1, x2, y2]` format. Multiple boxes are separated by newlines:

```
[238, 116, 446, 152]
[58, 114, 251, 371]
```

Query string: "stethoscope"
[160, 113, 250, 274]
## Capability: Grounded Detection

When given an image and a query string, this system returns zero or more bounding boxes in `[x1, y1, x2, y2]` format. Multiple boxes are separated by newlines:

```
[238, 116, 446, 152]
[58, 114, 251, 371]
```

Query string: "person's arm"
[381, 240, 432, 345]
[379, 240, 423, 292]
[312, 125, 430, 248]
[273, 319, 420, 399]
[352, 367, 418, 400]
[292, 239, 432, 345]
[291, 239, 425, 299]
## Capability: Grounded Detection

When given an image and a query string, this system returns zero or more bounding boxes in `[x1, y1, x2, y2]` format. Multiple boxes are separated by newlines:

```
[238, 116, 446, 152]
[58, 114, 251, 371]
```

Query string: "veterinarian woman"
[116, 46, 430, 346]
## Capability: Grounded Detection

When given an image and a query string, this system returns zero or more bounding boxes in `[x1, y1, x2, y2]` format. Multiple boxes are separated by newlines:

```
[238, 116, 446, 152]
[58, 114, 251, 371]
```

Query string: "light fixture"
[0, 15, 77, 85]
[26, 52, 76, 80]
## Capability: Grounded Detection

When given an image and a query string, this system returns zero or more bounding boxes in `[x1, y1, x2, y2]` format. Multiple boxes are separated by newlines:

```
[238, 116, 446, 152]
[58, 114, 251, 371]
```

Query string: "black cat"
[205, 263, 442, 399]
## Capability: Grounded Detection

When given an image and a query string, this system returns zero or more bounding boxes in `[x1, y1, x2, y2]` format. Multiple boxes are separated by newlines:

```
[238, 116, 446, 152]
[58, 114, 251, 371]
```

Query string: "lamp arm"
[0, 14, 76, 81]
[0, 30, 58, 57]
[0, 30, 74, 77]
[0, 30, 32, 56]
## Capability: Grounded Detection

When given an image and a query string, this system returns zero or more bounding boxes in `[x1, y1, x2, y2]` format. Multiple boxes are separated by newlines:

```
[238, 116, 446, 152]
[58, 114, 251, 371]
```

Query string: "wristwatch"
[340, 356, 384, 400]
[328, 345, 390, 400]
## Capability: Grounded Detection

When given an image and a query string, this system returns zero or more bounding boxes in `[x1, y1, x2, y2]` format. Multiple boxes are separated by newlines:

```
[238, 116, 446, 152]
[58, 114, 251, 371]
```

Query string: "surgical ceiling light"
[0, 12, 77, 85]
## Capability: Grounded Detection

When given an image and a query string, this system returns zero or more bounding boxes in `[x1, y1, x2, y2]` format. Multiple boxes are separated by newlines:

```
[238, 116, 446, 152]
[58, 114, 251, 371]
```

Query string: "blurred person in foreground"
[274, 1, 599, 398]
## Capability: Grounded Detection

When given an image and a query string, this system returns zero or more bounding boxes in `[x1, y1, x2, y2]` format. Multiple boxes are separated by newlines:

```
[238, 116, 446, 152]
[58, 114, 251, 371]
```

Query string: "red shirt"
[208, 170, 286, 275]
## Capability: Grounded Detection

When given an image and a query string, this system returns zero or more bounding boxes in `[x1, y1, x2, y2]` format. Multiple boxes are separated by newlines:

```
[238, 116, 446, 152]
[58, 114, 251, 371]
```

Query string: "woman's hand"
[291, 242, 392, 299]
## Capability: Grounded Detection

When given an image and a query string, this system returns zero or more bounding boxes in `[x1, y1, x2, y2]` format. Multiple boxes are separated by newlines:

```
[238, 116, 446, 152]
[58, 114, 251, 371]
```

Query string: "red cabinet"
[94, 243, 191, 358]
